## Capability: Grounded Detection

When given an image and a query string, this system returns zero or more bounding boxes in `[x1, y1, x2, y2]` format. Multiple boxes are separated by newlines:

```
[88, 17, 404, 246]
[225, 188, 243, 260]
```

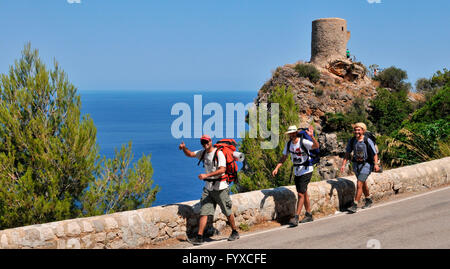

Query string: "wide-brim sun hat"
[352, 122, 367, 131]
[285, 125, 298, 134]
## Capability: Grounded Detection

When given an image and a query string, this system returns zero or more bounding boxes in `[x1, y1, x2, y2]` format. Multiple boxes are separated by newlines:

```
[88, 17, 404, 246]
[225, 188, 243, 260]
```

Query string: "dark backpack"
[287, 129, 320, 167]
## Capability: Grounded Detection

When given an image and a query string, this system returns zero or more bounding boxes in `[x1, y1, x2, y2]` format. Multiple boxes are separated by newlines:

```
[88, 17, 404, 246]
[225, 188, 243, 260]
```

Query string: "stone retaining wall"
[1, 157, 449, 249]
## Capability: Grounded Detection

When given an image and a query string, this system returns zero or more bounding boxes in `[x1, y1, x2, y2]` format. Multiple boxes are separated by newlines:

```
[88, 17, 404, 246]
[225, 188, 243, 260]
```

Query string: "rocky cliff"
[256, 59, 377, 127]
[255, 59, 380, 179]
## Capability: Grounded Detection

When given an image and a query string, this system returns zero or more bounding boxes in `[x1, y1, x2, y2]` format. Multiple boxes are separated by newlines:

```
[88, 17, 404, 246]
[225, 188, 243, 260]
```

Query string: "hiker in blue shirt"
[340, 122, 380, 213]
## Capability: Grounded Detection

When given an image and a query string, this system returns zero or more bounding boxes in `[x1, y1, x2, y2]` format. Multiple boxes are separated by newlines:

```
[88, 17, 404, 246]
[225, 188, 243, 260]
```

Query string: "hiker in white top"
[282, 136, 314, 177]
[272, 125, 319, 227]
[193, 146, 228, 191]
[179, 134, 239, 245]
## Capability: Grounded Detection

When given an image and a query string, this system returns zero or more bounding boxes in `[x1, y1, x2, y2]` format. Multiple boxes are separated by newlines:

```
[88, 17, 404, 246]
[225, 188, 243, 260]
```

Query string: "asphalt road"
[192, 186, 450, 249]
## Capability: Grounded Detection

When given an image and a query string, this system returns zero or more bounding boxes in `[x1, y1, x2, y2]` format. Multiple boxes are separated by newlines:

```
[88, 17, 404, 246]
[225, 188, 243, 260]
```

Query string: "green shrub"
[410, 86, 450, 124]
[294, 63, 320, 83]
[415, 78, 434, 94]
[373, 66, 411, 93]
[369, 88, 412, 135]
[430, 68, 450, 88]
[239, 223, 250, 231]
[234, 85, 300, 193]
[415, 69, 450, 106]
[322, 98, 374, 143]
[381, 125, 449, 168]
[379, 86, 450, 168]
[322, 112, 348, 133]
[314, 87, 324, 97]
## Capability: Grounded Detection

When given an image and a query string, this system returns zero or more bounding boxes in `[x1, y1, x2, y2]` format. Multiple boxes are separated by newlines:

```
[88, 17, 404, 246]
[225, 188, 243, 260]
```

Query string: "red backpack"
[197, 138, 239, 184]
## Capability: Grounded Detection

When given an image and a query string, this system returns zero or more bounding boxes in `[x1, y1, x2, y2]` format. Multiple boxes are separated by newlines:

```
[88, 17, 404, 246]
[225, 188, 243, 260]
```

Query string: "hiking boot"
[228, 230, 240, 241]
[190, 234, 204, 246]
[362, 198, 373, 209]
[289, 215, 299, 227]
[300, 212, 314, 223]
[348, 202, 358, 214]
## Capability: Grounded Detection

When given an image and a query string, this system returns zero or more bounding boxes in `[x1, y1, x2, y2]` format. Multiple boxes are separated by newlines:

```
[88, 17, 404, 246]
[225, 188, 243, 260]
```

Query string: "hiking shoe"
[348, 202, 358, 214]
[362, 198, 373, 209]
[300, 212, 314, 223]
[190, 235, 204, 246]
[289, 215, 299, 227]
[228, 230, 240, 241]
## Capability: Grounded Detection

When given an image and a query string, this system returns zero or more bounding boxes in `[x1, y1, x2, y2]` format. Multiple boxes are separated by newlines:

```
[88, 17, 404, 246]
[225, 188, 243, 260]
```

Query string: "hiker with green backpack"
[179, 135, 240, 245]
[272, 125, 320, 227]
[340, 122, 380, 213]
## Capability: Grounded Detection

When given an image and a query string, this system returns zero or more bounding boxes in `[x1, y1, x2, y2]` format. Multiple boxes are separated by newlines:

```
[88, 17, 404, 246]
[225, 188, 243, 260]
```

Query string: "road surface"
[192, 186, 450, 249]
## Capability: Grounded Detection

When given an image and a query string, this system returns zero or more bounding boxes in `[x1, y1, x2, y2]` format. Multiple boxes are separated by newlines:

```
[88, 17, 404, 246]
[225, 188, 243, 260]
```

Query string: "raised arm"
[179, 141, 196, 158]
[306, 126, 319, 150]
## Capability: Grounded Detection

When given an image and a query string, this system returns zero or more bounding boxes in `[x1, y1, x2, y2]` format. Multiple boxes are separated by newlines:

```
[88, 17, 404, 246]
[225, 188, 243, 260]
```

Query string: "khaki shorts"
[200, 187, 233, 217]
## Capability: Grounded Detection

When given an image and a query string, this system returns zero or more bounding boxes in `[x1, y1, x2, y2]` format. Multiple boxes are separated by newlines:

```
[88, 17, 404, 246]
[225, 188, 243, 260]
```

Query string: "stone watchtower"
[310, 18, 351, 66]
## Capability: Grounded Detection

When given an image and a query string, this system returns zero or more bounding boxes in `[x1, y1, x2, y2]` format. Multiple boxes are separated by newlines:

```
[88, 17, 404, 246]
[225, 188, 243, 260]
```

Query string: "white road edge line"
[189, 185, 450, 249]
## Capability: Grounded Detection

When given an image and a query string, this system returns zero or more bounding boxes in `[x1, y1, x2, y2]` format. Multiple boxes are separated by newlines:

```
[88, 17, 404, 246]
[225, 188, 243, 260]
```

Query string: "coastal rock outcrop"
[256, 60, 378, 127]
[255, 59, 378, 178]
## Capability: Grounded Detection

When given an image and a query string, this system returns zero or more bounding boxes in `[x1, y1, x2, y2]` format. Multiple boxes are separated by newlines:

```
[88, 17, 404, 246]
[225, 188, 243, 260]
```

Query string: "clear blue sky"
[0, 0, 449, 91]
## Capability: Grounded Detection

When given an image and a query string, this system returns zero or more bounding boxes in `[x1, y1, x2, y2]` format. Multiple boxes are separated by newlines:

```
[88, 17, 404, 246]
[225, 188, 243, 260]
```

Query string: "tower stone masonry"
[310, 18, 351, 66]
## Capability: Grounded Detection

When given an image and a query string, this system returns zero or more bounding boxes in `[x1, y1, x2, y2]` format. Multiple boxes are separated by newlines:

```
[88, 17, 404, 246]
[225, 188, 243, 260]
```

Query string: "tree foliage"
[373, 66, 411, 93]
[322, 97, 374, 142]
[369, 87, 412, 135]
[379, 82, 450, 167]
[0, 44, 159, 229]
[429, 68, 450, 89]
[415, 68, 450, 101]
[415, 78, 434, 94]
[410, 85, 450, 124]
[81, 142, 159, 216]
[235, 85, 299, 193]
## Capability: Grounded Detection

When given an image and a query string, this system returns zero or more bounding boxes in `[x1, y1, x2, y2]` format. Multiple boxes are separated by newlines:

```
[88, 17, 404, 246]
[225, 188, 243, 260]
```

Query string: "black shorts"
[294, 173, 313, 194]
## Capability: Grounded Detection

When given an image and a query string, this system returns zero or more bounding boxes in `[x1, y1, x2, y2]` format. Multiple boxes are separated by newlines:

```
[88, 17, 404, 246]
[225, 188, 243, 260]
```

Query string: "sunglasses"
[200, 139, 210, 146]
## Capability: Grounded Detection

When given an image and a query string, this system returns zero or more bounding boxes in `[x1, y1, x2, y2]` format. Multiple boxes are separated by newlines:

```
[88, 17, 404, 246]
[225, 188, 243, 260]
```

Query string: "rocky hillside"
[256, 59, 377, 129]
[255, 59, 381, 179]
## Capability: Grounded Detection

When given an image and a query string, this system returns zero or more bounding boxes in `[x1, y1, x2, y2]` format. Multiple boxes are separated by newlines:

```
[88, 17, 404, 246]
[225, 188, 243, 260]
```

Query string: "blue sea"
[80, 90, 257, 206]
